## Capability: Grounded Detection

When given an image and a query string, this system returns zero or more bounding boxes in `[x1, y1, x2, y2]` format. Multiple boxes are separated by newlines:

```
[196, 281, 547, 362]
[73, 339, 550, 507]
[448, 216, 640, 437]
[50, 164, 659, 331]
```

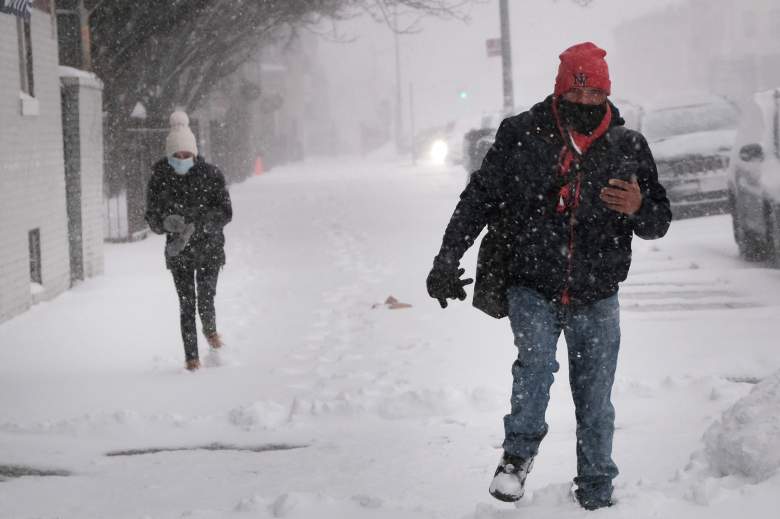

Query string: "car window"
[643, 102, 738, 142]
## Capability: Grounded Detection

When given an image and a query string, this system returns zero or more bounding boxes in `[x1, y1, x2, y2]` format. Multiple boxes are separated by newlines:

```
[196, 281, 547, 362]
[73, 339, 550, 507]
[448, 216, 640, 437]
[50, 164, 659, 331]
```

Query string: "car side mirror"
[739, 143, 764, 162]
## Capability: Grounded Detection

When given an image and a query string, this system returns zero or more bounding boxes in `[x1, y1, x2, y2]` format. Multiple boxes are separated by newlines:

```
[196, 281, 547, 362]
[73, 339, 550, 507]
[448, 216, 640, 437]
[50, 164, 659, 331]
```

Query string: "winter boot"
[205, 333, 224, 350]
[574, 483, 614, 511]
[185, 358, 201, 371]
[576, 493, 614, 511]
[489, 452, 534, 502]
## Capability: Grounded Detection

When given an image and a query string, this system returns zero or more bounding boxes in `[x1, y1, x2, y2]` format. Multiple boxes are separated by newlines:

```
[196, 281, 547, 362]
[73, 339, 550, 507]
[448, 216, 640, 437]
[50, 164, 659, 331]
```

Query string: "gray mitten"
[166, 223, 195, 258]
[163, 214, 187, 233]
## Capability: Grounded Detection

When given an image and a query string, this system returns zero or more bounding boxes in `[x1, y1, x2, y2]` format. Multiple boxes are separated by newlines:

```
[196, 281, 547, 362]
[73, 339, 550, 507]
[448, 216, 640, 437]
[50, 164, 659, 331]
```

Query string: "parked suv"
[641, 95, 739, 217]
[461, 110, 510, 175]
[726, 88, 780, 266]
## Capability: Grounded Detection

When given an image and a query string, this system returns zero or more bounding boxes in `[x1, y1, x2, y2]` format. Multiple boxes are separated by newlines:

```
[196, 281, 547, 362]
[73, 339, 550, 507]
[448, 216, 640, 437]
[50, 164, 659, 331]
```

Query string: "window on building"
[29, 229, 42, 285]
[17, 17, 34, 97]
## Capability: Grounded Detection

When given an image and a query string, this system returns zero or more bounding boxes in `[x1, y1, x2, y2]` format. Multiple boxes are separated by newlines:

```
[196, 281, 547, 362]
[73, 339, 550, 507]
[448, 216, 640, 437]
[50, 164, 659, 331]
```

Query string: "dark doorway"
[61, 83, 84, 284]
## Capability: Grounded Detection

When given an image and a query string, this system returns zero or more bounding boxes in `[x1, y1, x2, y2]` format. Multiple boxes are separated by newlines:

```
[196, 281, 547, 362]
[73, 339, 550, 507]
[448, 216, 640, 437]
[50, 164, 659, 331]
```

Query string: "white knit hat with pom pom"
[165, 111, 198, 157]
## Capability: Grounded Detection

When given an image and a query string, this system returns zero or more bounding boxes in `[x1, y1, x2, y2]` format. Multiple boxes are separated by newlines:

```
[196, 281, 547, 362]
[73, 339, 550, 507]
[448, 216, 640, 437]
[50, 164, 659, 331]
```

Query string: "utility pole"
[409, 82, 416, 165]
[499, 0, 514, 113]
[78, 0, 93, 70]
[393, 7, 404, 155]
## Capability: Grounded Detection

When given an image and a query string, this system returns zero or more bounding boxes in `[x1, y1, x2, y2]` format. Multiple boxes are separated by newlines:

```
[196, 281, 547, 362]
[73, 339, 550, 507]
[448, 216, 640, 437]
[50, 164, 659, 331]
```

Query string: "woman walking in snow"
[145, 111, 233, 371]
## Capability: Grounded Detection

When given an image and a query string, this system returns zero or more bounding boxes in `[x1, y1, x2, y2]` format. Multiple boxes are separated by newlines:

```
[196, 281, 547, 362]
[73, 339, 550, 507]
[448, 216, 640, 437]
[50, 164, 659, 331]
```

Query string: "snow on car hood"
[650, 129, 736, 161]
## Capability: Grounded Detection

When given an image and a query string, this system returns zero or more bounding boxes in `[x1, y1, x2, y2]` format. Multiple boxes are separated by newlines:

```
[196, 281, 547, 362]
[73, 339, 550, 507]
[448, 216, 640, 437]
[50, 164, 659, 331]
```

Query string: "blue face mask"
[168, 156, 194, 175]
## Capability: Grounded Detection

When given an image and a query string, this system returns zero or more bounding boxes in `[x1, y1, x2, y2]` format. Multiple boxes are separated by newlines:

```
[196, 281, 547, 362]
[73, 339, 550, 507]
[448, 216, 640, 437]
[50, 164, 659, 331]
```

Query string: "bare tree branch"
[86, 0, 477, 127]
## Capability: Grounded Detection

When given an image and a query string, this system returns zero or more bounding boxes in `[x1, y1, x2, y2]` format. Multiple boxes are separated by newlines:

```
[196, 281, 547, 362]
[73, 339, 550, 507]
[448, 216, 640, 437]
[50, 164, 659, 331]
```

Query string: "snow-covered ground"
[1, 157, 779, 518]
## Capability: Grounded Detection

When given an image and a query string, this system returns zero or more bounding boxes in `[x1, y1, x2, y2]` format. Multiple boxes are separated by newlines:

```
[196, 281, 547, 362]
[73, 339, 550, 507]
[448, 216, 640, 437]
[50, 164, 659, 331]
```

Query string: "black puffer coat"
[145, 157, 232, 269]
[434, 96, 672, 317]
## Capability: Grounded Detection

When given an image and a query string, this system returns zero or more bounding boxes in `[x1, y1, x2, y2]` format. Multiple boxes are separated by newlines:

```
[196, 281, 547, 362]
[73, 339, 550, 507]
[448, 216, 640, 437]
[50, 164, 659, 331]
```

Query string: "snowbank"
[288, 385, 501, 422]
[228, 401, 290, 430]
[702, 370, 780, 482]
[230, 491, 432, 519]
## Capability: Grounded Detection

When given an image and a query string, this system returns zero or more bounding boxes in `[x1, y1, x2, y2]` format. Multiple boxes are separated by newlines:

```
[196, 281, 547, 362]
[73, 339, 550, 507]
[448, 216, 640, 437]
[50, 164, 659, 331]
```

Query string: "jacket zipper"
[561, 171, 582, 306]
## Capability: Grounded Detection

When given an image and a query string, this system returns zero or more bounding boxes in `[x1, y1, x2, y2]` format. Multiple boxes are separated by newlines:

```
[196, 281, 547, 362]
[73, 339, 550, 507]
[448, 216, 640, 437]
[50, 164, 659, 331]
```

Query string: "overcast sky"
[315, 0, 683, 150]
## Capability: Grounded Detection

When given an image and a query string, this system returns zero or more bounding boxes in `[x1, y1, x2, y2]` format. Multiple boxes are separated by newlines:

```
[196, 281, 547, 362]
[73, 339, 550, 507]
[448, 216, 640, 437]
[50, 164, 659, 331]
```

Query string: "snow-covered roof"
[59, 66, 103, 89]
[130, 102, 148, 120]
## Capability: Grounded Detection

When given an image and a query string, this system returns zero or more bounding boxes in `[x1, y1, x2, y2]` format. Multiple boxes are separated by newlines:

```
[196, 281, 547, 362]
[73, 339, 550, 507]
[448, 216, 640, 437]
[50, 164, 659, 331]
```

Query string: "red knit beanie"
[554, 42, 611, 96]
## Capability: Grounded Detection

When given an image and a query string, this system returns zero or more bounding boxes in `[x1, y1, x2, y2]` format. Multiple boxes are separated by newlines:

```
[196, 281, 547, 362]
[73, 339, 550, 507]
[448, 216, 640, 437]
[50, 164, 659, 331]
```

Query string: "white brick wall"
[0, 10, 71, 322]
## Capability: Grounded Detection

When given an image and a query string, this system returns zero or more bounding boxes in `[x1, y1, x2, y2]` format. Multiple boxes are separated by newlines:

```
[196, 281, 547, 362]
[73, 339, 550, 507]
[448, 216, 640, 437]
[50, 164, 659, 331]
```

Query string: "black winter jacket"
[145, 157, 232, 269]
[434, 96, 672, 317]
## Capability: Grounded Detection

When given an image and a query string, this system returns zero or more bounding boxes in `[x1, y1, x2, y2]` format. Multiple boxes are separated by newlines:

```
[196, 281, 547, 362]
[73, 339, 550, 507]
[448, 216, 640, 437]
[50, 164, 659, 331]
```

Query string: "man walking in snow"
[146, 111, 233, 371]
[426, 43, 671, 510]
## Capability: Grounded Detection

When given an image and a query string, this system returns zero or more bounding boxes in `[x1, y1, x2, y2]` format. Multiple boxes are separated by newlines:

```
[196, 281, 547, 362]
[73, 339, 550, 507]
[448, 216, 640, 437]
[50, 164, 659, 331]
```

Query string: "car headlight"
[430, 139, 449, 165]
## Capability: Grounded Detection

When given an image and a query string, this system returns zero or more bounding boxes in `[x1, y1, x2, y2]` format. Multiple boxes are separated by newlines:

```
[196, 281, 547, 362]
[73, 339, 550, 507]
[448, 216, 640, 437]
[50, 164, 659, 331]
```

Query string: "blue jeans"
[503, 286, 620, 499]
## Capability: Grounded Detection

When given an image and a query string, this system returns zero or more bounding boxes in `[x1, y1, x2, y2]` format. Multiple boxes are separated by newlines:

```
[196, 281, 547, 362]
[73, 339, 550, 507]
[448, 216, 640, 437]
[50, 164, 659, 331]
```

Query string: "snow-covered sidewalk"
[1, 158, 779, 518]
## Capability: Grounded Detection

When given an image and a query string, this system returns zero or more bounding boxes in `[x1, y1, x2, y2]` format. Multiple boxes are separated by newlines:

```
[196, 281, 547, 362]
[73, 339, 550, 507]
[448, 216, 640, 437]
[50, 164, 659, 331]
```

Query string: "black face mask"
[558, 99, 607, 135]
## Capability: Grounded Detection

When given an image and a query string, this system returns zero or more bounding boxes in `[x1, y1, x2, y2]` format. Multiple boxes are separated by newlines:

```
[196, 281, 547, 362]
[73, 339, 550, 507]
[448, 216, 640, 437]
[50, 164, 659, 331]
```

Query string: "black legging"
[171, 265, 220, 360]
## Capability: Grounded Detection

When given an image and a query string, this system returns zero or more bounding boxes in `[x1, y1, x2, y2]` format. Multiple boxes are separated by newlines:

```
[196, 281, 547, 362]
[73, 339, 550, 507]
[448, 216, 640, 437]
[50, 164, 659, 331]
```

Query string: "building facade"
[613, 0, 780, 107]
[0, 0, 104, 323]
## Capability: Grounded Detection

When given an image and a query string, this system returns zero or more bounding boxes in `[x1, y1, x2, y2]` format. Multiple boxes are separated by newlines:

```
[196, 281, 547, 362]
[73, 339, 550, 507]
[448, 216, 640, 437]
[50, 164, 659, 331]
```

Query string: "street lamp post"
[499, 0, 514, 113]
[409, 82, 416, 165]
[393, 7, 404, 155]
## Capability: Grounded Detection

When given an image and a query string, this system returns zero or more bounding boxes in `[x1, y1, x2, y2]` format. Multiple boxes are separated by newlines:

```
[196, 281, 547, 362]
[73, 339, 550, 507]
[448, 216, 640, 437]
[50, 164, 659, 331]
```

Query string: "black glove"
[426, 264, 474, 309]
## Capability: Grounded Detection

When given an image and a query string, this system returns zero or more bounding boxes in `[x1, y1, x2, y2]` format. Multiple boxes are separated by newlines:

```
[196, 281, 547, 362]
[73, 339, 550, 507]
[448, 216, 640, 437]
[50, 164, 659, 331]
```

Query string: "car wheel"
[765, 203, 780, 268]
[731, 195, 767, 261]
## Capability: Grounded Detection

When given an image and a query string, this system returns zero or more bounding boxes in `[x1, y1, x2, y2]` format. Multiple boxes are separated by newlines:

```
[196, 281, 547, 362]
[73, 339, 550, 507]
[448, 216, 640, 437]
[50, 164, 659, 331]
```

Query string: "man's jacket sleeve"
[630, 133, 672, 240]
[434, 118, 514, 265]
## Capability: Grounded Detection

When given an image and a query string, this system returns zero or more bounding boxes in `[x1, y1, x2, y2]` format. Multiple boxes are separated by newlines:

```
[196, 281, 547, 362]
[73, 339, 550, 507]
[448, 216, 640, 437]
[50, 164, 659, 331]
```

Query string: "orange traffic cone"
[254, 156, 264, 176]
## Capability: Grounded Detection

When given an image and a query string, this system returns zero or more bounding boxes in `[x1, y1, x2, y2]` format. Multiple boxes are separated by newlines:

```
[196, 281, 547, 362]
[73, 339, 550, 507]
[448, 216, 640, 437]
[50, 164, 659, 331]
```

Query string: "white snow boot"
[489, 452, 534, 502]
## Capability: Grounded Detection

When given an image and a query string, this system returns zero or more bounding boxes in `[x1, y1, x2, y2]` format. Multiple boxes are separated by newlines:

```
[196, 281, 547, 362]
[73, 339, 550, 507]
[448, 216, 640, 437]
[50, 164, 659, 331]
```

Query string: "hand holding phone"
[600, 175, 642, 215]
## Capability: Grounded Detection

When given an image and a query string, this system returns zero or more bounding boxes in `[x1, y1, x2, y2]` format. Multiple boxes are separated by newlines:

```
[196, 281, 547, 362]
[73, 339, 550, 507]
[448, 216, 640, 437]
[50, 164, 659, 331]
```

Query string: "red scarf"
[551, 99, 612, 213]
